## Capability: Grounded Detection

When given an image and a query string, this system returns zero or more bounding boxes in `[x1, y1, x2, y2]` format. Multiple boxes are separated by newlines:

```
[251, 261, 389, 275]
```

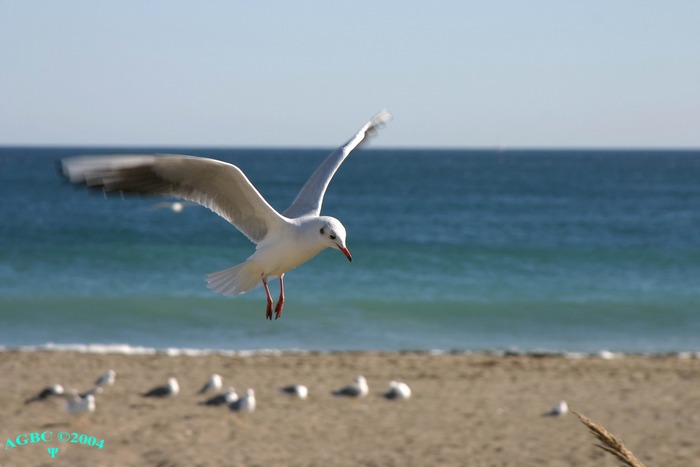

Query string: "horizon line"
[2, 143, 700, 152]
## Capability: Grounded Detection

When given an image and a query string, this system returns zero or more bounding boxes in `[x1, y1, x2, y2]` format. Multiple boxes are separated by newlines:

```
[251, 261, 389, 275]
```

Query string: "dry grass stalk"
[572, 410, 646, 467]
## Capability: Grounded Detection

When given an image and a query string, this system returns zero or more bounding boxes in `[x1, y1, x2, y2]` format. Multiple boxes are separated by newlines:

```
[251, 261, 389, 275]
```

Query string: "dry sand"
[1, 350, 699, 466]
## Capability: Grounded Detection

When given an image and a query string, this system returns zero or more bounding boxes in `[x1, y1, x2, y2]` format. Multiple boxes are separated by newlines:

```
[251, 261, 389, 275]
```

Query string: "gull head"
[168, 377, 180, 395]
[317, 217, 352, 262]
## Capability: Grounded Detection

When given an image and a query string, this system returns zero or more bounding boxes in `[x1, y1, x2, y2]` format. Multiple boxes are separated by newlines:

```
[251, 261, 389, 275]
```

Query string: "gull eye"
[320, 228, 325, 235]
[329, 233, 337, 240]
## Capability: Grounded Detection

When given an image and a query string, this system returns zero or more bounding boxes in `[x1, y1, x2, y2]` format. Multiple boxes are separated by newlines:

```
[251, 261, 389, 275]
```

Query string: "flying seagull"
[150, 201, 195, 213]
[60, 110, 391, 319]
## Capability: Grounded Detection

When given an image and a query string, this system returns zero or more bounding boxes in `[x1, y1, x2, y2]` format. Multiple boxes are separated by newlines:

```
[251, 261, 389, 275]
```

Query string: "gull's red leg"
[274, 274, 285, 320]
[262, 277, 274, 320]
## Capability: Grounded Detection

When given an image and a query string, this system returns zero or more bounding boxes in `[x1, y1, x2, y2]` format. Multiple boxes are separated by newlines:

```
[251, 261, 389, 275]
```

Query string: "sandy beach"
[1, 350, 699, 466]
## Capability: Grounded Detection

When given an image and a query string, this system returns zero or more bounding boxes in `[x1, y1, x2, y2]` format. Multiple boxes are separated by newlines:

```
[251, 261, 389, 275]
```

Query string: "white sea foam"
[20, 343, 158, 355]
[13, 343, 315, 358]
[4, 343, 699, 359]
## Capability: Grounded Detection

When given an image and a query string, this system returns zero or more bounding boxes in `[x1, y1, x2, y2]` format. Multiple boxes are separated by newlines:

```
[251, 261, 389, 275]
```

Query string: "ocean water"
[1, 147, 700, 354]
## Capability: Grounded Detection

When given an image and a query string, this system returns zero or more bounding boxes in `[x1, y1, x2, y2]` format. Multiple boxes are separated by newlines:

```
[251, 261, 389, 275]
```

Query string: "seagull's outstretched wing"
[283, 110, 392, 218]
[61, 155, 286, 244]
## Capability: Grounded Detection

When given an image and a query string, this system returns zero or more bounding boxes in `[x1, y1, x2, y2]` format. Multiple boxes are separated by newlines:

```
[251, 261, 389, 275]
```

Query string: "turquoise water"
[2, 147, 700, 352]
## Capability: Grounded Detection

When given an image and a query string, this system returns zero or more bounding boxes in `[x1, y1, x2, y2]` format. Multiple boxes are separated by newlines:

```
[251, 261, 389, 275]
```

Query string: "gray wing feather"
[61, 154, 285, 244]
[283, 110, 392, 218]
[332, 385, 361, 397]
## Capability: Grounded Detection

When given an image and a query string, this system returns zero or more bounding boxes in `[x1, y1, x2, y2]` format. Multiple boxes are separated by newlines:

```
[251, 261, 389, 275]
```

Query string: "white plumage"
[94, 369, 116, 387]
[143, 377, 179, 398]
[64, 392, 96, 415]
[543, 400, 569, 417]
[198, 373, 223, 394]
[230, 388, 256, 413]
[333, 375, 369, 398]
[280, 384, 309, 400]
[383, 381, 411, 400]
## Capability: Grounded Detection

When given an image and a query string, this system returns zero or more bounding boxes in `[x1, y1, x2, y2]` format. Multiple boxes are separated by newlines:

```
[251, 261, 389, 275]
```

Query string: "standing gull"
[383, 381, 411, 400]
[60, 110, 391, 319]
[201, 387, 238, 406]
[25, 384, 64, 404]
[280, 384, 309, 400]
[143, 377, 180, 398]
[332, 375, 369, 398]
[94, 369, 116, 388]
[543, 400, 569, 417]
[197, 373, 223, 394]
[63, 390, 97, 416]
[229, 388, 256, 413]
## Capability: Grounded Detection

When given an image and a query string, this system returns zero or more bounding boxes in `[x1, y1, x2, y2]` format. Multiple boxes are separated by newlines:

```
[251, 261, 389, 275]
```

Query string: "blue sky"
[2, 1, 699, 148]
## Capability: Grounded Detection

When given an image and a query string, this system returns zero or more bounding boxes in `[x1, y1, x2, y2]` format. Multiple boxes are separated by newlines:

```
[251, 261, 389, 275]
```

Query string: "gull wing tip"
[364, 109, 393, 137]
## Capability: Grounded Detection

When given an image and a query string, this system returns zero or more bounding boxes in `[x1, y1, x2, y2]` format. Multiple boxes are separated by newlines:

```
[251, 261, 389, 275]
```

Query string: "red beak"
[339, 246, 352, 262]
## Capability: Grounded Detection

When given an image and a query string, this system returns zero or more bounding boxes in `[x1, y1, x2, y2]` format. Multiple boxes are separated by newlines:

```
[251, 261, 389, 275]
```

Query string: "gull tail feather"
[206, 263, 261, 296]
